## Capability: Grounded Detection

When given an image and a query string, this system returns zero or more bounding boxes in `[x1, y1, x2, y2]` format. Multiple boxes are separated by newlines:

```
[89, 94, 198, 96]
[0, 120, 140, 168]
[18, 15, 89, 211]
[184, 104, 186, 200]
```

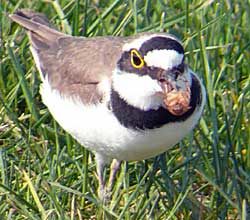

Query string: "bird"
[9, 9, 206, 200]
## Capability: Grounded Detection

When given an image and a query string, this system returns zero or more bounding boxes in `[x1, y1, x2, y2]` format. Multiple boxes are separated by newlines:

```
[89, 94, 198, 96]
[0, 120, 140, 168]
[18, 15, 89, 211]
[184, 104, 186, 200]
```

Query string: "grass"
[1, 0, 250, 219]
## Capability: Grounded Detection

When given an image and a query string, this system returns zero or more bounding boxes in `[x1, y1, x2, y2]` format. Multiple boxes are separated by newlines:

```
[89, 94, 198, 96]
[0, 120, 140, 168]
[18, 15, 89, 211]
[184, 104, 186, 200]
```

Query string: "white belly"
[40, 78, 202, 161]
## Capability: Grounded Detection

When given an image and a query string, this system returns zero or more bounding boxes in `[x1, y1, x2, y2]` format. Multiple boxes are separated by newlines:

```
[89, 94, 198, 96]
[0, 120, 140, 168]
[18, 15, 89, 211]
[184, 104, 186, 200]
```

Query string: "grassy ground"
[1, 0, 250, 219]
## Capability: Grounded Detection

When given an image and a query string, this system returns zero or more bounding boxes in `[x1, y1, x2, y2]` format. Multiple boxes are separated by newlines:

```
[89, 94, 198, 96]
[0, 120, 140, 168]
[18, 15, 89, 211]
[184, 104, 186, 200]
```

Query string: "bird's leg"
[95, 154, 121, 201]
[95, 153, 108, 201]
[107, 159, 121, 195]
[96, 159, 105, 200]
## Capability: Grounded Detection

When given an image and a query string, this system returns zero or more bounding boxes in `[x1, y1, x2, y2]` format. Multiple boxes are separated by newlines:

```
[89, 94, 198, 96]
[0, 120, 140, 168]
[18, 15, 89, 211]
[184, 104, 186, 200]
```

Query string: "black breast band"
[110, 75, 202, 130]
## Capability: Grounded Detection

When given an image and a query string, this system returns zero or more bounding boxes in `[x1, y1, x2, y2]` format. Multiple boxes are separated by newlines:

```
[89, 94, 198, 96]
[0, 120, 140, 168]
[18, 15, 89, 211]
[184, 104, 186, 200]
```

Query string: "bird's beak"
[157, 69, 191, 116]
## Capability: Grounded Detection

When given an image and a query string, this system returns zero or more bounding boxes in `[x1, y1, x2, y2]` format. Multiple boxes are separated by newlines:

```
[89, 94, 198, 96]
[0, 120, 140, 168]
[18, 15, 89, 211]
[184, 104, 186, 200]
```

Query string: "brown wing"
[9, 10, 125, 104]
[37, 36, 124, 104]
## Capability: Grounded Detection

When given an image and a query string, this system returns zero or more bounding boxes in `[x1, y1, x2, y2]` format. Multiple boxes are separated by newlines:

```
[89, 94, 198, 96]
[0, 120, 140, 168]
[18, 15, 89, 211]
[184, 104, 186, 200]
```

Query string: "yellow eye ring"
[130, 49, 144, 69]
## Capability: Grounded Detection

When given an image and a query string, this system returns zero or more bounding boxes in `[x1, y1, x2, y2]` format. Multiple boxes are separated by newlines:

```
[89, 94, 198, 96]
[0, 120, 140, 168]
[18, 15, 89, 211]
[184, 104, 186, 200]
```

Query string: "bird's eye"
[130, 49, 144, 69]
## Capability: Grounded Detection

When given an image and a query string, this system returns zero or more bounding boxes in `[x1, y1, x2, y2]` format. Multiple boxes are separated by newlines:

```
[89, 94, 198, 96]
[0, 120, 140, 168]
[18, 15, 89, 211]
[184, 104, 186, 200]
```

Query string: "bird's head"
[112, 33, 192, 116]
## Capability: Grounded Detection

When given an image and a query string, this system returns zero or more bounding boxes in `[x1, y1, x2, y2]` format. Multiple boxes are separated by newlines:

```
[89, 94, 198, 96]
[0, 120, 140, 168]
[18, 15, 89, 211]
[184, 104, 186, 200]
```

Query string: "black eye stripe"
[117, 36, 185, 77]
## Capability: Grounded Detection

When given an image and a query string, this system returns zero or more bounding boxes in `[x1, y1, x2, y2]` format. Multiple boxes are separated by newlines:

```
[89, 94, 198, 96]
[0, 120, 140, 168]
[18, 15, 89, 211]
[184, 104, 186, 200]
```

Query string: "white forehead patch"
[144, 49, 184, 70]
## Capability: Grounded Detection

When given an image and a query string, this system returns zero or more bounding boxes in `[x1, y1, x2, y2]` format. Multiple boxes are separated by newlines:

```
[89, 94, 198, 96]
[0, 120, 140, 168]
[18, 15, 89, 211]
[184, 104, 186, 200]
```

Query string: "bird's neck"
[110, 75, 202, 130]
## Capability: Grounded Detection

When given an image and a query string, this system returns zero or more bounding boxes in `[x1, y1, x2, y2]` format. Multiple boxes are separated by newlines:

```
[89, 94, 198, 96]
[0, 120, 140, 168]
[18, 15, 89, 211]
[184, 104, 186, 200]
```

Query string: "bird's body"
[9, 10, 206, 199]
[41, 76, 202, 161]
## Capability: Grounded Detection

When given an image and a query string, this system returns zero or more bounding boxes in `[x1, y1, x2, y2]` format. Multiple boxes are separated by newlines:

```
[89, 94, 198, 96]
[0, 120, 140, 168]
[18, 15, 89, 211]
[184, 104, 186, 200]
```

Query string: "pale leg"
[107, 159, 121, 194]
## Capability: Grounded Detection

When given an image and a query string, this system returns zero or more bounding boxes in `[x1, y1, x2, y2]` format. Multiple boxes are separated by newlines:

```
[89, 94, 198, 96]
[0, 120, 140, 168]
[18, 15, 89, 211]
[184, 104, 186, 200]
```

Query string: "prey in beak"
[158, 66, 191, 116]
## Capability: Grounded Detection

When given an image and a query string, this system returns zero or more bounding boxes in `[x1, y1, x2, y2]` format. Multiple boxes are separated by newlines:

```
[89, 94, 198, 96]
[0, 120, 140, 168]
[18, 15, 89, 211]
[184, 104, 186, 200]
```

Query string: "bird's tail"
[9, 9, 65, 49]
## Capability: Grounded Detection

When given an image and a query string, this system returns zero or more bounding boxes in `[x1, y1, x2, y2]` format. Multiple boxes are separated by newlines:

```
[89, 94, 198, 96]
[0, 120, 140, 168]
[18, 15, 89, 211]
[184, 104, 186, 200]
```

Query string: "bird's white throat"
[112, 68, 164, 111]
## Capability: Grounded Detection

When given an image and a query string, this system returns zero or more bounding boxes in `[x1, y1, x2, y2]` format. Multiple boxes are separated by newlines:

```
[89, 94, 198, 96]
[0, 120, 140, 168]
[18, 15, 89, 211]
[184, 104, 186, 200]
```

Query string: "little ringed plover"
[9, 9, 206, 199]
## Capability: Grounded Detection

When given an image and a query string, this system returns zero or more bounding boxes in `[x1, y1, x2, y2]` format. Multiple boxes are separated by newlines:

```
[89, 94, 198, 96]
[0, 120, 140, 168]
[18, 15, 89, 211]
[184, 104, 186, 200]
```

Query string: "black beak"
[158, 64, 185, 82]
